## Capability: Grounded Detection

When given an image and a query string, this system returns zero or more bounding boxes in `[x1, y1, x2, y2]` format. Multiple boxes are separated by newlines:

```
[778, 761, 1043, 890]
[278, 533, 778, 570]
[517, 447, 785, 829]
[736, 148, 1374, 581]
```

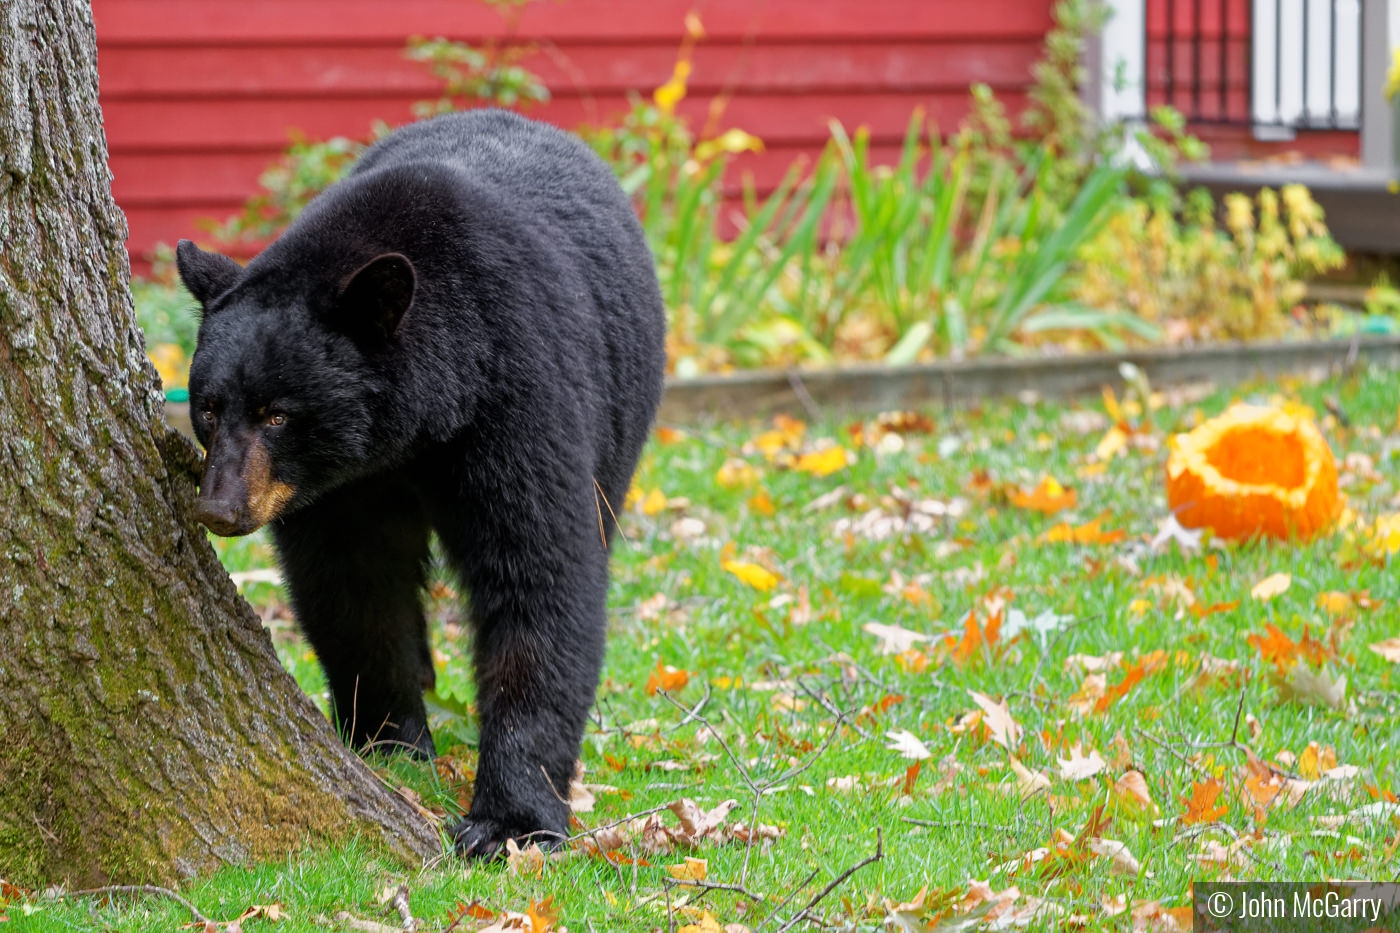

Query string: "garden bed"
[657, 335, 1400, 421]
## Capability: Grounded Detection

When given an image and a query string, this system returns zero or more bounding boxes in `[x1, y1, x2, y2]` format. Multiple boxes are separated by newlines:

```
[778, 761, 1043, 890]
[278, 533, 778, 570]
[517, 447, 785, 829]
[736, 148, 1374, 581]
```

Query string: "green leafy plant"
[405, 33, 548, 117]
[1073, 184, 1346, 340]
[205, 131, 370, 247]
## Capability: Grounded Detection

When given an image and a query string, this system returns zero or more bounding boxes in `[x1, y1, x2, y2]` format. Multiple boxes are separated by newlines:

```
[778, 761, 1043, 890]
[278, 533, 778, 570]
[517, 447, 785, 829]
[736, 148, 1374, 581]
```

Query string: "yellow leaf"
[667, 856, 708, 881]
[1298, 742, 1337, 780]
[722, 559, 779, 592]
[1128, 598, 1152, 616]
[147, 342, 187, 389]
[678, 912, 725, 933]
[1316, 591, 1353, 616]
[793, 445, 850, 477]
[715, 458, 759, 489]
[641, 488, 668, 516]
[752, 414, 806, 458]
[1250, 572, 1291, 601]
[1094, 426, 1128, 461]
[748, 489, 776, 516]
[1367, 513, 1400, 557]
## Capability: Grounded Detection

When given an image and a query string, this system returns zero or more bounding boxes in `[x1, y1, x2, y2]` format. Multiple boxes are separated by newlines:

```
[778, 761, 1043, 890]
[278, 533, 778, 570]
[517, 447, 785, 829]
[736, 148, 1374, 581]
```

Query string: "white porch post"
[1358, 0, 1394, 169]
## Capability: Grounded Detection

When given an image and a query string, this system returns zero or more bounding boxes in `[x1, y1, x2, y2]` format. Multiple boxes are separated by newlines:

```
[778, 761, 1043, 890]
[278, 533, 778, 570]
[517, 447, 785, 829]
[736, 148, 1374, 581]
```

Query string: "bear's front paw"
[449, 815, 566, 860]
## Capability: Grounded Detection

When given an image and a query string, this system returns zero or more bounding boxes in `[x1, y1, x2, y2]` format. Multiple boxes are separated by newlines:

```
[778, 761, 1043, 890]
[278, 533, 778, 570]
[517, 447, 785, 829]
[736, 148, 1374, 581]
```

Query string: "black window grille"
[1143, 0, 1363, 131]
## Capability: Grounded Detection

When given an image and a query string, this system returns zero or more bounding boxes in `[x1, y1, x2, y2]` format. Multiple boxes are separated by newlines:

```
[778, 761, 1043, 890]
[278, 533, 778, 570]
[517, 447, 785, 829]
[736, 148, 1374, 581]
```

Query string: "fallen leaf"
[645, 660, 691, 695]
[885, 729, 933, 761]
[1094, 659, 1148, 713]
[948, 608, 1001, 666]
[1369, 637, 1400, 663]
[503, 838, 546, 878]
[1251, 572, 1292, 601]
[1111, 770, 1161, 819]
[748, 489, 775, 516]
[1011, 476, 1077, 514]
[1298, 742, 1338, 781]
[716, 458, 760, 489]
[1181, 779, 1229, 825]
[667, 856, 708, 881]
[1150, 514, 1203, 554]
[1009, 756, 1051, 798]
[1040, 517, 1126, 545]
[722, 560, 780, 592]
[641, 488, 669, 516]
[1241, 753, 1311, 809]
[968, 690, 1021, 750]
[794, 445, 851, 477]
[1057, 746, 1108, 781]
[1087, 837, 1143, 876]
[1281, 666, 1347, 710]
[863, 621, 930, 655]
[1316, 591, 1354, 616]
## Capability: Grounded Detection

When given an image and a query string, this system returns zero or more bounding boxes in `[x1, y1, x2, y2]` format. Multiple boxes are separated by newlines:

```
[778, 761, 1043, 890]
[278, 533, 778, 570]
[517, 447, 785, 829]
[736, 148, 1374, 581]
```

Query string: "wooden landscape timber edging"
[163, 335, 1400, 436]
[654, 335, 1400, 422]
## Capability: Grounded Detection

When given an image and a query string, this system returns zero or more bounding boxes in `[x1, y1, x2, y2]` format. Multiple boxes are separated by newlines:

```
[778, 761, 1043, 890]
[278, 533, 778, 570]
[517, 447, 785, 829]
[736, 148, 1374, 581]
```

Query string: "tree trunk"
[0, 0, 441, 886]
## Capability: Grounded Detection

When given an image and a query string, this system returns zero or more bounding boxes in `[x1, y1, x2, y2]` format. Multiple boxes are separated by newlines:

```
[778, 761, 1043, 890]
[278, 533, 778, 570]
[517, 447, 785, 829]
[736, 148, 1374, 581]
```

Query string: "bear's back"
[350, 109, 634, 240]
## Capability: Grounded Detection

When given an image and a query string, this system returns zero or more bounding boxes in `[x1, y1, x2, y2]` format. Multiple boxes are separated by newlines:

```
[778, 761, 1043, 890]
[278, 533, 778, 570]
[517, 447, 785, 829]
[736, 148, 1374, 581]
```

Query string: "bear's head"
[176, 239, 417, 536]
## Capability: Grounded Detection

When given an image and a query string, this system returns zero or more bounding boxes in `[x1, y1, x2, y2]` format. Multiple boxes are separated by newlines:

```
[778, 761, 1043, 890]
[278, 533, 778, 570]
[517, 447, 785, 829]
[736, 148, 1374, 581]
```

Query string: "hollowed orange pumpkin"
[1165, 404, 1340, 541]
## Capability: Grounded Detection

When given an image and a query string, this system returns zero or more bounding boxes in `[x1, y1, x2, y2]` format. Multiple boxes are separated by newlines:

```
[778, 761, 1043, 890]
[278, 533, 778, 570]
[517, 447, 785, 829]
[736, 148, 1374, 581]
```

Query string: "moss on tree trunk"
[0, 0, 442, 886]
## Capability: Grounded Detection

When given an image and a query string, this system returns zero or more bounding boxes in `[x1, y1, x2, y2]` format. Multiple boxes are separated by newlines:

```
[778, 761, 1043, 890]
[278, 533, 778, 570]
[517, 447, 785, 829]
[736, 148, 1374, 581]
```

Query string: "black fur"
[176, 109, 667, 858]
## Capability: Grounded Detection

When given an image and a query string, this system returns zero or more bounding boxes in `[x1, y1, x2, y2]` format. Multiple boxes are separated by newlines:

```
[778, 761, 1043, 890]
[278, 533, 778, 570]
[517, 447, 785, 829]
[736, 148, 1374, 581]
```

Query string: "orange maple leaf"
[1093, 659, 1147, 713]
[948, 608, 1002, 666]
[1190, 599, 1239, 619]
[1011, 476, 1078, 514]
[645, 660, 690, 695]
[1248, 622, 1297, 669]
[1040, 516, 1126, 545]
[1248, 622, 1334, 672]
[1181, 779, 1229, 825]
[528, 898, 558, 933]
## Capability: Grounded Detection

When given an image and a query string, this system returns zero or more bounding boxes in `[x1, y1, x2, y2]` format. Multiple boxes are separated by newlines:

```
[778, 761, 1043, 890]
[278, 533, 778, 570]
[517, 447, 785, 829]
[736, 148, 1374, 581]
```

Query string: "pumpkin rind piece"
[1165, 404, 1340, 541]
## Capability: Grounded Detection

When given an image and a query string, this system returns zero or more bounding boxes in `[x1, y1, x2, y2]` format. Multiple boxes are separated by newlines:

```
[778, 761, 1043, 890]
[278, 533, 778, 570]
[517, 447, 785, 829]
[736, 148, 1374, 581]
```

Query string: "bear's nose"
[193, 498, 248, 537]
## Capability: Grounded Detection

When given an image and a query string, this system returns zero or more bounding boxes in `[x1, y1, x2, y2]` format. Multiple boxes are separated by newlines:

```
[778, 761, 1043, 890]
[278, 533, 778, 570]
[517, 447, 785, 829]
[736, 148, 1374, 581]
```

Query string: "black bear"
[175, 109, 667, 858]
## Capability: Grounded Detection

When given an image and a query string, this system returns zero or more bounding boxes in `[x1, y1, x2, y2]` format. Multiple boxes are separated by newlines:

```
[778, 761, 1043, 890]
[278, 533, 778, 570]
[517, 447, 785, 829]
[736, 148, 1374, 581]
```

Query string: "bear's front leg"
[447, 545, 609, 859]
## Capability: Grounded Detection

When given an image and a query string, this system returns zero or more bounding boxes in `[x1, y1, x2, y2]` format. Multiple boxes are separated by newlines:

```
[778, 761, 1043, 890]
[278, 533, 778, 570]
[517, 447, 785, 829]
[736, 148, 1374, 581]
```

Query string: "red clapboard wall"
[1143, 0, 1359, 161]
[93, 0, 1056, 275]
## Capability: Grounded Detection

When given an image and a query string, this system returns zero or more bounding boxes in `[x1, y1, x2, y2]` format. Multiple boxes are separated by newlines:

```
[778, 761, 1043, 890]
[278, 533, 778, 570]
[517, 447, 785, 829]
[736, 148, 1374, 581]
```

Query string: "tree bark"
[0, 0, 441, 886]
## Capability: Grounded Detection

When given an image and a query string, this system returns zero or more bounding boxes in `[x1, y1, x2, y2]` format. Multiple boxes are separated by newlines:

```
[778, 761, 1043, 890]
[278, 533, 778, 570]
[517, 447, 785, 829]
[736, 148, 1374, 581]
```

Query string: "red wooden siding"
[1142, 0, 1360, 161]
[94, 0, 1055, 275]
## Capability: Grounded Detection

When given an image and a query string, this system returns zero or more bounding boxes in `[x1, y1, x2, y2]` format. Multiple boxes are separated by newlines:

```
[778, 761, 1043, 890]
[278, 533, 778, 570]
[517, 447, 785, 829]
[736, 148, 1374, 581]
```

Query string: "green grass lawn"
[11, 364, 1400, 932]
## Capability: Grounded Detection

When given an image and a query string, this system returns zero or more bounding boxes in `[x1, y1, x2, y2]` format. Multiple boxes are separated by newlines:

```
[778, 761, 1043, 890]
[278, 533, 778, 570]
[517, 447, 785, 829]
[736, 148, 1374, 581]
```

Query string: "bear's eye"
[200, 408, 215, 424]
[267, 412, 287, 427]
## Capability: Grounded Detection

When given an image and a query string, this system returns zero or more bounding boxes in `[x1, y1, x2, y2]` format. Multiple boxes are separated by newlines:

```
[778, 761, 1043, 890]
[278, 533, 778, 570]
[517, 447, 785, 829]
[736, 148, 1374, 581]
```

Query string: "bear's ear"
[175, 239, 242, 307]
[334, 252, 416, 347]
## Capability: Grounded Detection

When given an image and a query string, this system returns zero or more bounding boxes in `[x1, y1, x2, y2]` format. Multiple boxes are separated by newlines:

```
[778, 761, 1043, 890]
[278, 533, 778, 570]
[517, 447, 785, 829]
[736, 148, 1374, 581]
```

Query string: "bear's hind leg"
[272, 475, 437, 759]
